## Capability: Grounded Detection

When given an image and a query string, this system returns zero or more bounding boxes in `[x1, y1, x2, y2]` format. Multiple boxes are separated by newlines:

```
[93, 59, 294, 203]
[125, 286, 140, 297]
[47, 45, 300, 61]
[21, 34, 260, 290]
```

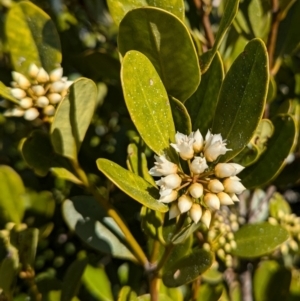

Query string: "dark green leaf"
[212, 39, 269, 162]
[231, 222, 289, 258]
[162, 248, 213, 287]
[107, 0, 185, 25]
[186, 52, 224, 134]
[0, 165, 25, 224]
[119, 8, 200, 101]
[121, 50, 175, 155]
[61, 258, 88, 301]
[51, 78, 97, 161]
[5, 1, 61, 74]
[200, 0, 239, 73]
[97, 158, 168, 212]
[62, 197, 136, 261]
[240, 114, 296, 188]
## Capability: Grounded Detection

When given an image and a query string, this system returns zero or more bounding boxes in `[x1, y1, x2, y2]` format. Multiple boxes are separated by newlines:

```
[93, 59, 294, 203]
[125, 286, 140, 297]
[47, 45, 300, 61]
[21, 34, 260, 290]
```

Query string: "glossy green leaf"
[121, 50, 175, 155]
[186, 52, 224, 134]
[5, 1, 61, 74]
[0, 82, 19, 104]
[61, 258, 88, 301]
[21, 130, 82, 184]
[232, 222, 289, 258]
[82, 264, 114, 301]
[200, 0, 239, 73]
[171, 222, 201, 244]
[107, 0, 185, 25]
[212, 39, 269, 162]
[254, 260, 291, 301]
[0, 165, 25, 224]
[118, 286, 137, 301]
[169, 96, 192, 135]
[162, 248, 213, 287]
[232, 143, 260, 167]
[127, 138, 155, 185]
[240, 114, 296, 188]
[97, 159, 168, 212]
[269, 192, 291, 218]
[197, 283, 223, 301]
[51, 78, 97, 161]
[62, 197, 136, 261]
[119, 8, 200, 101]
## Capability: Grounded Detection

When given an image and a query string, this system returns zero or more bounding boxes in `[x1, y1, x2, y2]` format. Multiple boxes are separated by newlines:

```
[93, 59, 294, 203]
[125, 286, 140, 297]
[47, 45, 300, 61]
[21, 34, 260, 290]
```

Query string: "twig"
[240, 264, 253, 301]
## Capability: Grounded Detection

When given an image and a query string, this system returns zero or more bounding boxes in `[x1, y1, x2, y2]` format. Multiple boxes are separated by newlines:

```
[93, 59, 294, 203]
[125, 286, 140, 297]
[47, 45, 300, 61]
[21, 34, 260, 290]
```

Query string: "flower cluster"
[149, 130, 246, 228]
[2, 64, 72, 121]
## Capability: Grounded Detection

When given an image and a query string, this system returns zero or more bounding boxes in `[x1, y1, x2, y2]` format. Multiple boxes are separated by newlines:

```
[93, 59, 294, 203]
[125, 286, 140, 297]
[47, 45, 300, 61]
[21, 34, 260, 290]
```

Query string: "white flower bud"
[229, 193, 240, 202]
[149, 155, 178, 176]
[215, 163, 236, 178]
[11, 88, 26, 99]
[190, 203, 202, 223]
[31, 85, 45, 96]
[19, 97, 33, 109]
[24, 108, 39, 120]
[280, 243, 289, 255]
[189, 129, 203, 153]
[36, 68, 49, 83]
[28, 64, 40, 78]
[48, 93, 62, 104]
[289, 240, 298, 252]
[4, 108, 24, 117]
[64, 80, 73, 90]
[201, 210, 212, 228]
[171, 132, 194, 160]
[208, 179, 224, 193]
[204, 193, 220, 210]
[231, 221, 239, 232]
[36, 96, 49, 107]
[224, 243, 231, 253]
[217, 192, 234, 205]
[229, 163, 245, 175]
[268, 217, 278, 226]
[190, 156, 208, 174]
[189, 183, 203, 198]
[177, 195, 193, 213]
[156, 174, 182, 190]
[223, 178, 246, 195]
[217, 249, 225, 260]
[219, 237, 226, 245]
[230, 240, 237, 250]
[49, 67, 63, 82]
[159, 189, 178, 203]
[50, 81, 66, 93]
[12, 71, 31, 89]
[43, 105, 55, 116]
[204, 130, 231, 162]
[169, 203, 180, 220]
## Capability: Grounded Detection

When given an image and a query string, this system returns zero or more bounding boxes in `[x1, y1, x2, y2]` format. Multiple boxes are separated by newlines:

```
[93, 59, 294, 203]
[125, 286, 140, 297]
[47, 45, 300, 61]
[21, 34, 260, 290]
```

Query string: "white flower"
[169, 203, 180, 220]
[217, 192, 234, 205]
[36, 68, 49, 83]
[28, 63, 40, 78]
[11, 88, 26, 99]
[12, 72, 31, 89]
[189, 183, 203, 198]
[190, 203, 202, 223]
[204, 130, 231, 162]
[156, 174, 182, 190]
[204, 193, 220, 210]
[171, 132, 194, 160]
[24, 108, 39, 121]
[178, 195, 193, 213]
[189, 129, 203, 153]
[149, 155, 178, 176]
[49, 67, 63, 82]
[159, 189, 178, 203]
[201, 210, 212, 228]
[208, 179, 224, 193]
[223, 178, 246, 195]
[190, 156, 208, 174]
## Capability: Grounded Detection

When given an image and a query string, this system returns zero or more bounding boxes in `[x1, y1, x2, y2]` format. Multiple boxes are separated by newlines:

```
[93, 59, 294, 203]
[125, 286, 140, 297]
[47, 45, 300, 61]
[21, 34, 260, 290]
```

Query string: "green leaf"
[169, 97, 192, 135]
[240, 114, 296, 188]
[121, 50, 175, 155]
[0, 82, 19, 104]
[82, 264, 114, 301]
[171, 222, 201, 244]
[185, 52, 224, 134]
[5, 1, 61, 74]
[51, 78, 97, 161]
[212, 39, 269, 162]
[288, 269, 300, 301]
[107, 0, 185, 25]
[61, 258, 88, 301]
[0, 165, 25, 224]
[117, 286, 138, 301]
[200, 0, 239, 73]
[119, 8, 200, 101]
[126, 138, 155, 185]
[62, 197, 136, 261]
[162, 248, 213, 287]
[231, 222, 289, 258]
[137, 294, 173, 301]
[96, 159, 168, 212]
[253, 260, 291, 301]
[269, 192, 291, 218]
[197, 283, 223, 301]
[0, 255, 19, 298]
[21, 130, 82, 184]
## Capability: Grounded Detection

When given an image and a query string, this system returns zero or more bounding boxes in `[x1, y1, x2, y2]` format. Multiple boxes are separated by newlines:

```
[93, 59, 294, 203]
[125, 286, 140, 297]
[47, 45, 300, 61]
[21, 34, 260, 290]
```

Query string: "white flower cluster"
[149, 130, 246, 227]
[2, 64, 72, 121]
